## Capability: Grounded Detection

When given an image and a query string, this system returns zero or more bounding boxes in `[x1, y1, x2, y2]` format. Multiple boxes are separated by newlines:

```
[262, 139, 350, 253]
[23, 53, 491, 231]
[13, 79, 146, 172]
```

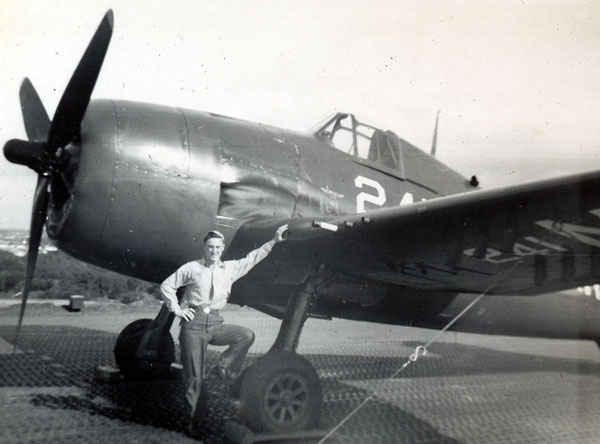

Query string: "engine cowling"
[48, 99, 220, 282]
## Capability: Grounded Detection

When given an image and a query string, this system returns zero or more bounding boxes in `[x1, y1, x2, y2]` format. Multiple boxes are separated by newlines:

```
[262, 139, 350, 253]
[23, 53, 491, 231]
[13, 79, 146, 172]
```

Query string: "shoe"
[194, 385, 209, 418]
[208, 364, 224, 380]
[186, 416, 203, 439]
[186, 388, 208, 438]
[230, 398, 241, 413]
[210, 365, 235, 381]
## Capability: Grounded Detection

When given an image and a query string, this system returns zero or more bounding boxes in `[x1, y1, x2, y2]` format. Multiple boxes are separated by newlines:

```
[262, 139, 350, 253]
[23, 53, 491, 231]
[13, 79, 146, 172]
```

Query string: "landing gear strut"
[237, 273, 325, 433]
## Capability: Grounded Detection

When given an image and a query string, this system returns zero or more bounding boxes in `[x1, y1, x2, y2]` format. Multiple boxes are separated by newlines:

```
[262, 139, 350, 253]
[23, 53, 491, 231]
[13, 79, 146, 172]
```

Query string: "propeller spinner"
[3, 10, 114, 351]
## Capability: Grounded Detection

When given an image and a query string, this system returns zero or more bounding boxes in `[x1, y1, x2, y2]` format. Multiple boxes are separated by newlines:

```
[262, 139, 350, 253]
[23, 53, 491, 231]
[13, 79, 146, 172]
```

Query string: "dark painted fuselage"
[46, 99, 600, 342]
[48, 100, 470, 281]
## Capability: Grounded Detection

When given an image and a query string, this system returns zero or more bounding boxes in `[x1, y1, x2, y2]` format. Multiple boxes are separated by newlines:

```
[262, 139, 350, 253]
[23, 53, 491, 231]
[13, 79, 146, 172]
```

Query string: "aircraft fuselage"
[48, 99, 469, 282]
[44, 99, 600, 343]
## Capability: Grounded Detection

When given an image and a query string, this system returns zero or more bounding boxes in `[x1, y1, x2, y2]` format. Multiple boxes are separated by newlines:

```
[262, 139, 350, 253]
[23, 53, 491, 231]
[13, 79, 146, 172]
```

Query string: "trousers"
[179, 311, 255, 417]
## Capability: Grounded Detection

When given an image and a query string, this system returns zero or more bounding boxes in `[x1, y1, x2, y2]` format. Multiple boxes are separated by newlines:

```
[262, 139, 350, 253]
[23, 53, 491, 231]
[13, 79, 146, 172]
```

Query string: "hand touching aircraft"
[5, 10, 600, 433]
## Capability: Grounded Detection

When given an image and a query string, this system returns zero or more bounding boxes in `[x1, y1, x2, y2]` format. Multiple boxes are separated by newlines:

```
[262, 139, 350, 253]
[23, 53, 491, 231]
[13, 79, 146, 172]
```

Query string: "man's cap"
[204, 230, 225, 242]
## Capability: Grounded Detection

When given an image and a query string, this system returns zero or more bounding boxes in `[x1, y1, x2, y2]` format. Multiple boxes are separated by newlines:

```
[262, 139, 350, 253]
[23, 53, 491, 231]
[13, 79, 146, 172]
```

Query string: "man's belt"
[188, 304, 218, 315]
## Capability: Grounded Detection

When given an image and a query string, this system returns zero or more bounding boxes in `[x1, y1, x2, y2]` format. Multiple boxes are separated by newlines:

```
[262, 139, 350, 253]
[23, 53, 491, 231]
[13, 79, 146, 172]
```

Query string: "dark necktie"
[209, 269, 214, 302]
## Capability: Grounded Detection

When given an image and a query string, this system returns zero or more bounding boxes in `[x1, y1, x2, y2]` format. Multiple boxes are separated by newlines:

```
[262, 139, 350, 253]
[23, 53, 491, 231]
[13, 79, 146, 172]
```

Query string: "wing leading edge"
[285, 170, 600, 295]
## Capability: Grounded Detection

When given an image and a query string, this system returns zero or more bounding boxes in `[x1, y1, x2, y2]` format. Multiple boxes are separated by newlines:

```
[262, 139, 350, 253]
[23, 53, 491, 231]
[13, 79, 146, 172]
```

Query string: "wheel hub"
[280, 390, 293, 405]
[265, 373, 309, 424]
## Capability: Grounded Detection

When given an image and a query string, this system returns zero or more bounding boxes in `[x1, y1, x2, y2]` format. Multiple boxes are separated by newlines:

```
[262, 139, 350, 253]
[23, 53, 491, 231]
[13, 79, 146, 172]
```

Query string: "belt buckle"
[203, 306, 211, 314]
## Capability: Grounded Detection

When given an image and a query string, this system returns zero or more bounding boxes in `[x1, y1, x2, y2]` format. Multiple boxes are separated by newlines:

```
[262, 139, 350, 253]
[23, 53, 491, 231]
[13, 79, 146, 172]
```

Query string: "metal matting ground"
[1, 302, 600, 443]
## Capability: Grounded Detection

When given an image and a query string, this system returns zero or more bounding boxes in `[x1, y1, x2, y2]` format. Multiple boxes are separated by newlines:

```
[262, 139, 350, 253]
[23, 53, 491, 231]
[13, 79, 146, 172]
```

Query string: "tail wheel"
[114, 318, 174, 380]
[239, 351, 321, 433]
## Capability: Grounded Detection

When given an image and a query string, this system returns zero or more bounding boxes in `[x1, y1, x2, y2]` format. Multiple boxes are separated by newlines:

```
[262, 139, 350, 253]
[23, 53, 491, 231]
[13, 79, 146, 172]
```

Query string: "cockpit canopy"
[313, 112, 472, 194]
[314, 112, 406, 178]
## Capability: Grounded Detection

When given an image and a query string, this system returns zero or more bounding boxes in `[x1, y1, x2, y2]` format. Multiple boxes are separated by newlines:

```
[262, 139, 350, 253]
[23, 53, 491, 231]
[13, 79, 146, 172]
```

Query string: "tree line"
[0, 249, 161, 303]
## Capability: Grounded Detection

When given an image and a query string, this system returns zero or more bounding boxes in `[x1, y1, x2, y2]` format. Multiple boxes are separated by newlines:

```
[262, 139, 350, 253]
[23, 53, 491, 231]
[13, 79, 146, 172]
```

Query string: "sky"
[1, 0, 599, 228]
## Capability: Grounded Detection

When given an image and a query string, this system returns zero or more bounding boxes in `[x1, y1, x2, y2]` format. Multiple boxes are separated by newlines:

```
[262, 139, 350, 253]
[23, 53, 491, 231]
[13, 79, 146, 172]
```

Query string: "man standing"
[160, 225, 288, 429]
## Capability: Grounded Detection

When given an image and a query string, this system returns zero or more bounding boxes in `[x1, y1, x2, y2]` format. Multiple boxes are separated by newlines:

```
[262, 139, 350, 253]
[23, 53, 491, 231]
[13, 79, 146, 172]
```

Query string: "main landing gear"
[235, 274, 325, 433]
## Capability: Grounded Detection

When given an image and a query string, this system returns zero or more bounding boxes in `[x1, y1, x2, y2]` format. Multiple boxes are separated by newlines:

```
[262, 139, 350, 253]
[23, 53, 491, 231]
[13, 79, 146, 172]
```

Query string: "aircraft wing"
[285, 170, 600, 295]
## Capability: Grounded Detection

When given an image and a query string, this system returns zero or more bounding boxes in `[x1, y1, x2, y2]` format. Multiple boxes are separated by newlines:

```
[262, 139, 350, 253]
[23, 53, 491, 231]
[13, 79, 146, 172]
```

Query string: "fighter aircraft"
[5, 10, 600, 434]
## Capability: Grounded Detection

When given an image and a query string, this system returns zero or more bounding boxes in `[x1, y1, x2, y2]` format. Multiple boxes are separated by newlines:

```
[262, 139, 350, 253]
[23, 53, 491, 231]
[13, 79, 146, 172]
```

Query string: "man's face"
[204, 237, 225, 264]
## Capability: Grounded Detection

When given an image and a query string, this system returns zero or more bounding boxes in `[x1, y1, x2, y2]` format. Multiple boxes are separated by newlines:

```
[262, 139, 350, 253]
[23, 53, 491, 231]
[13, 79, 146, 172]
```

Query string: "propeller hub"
[3, 139, 47, 173]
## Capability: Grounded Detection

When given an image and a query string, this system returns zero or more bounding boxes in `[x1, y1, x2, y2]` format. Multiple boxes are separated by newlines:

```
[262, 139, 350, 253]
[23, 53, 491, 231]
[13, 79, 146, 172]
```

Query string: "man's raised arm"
[231, 224, 288, 281]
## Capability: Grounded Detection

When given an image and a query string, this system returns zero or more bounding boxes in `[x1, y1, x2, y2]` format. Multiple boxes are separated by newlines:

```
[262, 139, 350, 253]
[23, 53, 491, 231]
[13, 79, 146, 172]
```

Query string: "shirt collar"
[199, 258, 225, 269]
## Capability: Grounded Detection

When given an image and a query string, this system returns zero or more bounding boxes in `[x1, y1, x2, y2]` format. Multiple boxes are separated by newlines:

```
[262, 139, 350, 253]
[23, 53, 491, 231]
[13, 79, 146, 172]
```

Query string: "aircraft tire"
[114, 318, 175, 380]
[239, 351, 321, 433]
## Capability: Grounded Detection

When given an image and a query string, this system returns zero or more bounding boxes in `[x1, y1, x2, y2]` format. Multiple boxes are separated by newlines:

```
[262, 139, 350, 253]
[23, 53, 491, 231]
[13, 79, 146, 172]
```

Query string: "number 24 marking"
[355, 176, 386, 213]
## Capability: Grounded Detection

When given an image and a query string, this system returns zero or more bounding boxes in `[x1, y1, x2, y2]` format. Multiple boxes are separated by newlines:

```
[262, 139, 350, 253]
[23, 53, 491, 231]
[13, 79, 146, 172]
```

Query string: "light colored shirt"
[160, 240, 276, 313]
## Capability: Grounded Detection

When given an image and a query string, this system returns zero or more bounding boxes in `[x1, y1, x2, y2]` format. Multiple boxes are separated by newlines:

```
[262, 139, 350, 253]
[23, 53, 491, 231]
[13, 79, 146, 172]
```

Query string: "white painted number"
[355, 176, 386, 213]
[400, 192, 414, 206]
[536, 212, 600, 248]
[462, 208, 600, 264]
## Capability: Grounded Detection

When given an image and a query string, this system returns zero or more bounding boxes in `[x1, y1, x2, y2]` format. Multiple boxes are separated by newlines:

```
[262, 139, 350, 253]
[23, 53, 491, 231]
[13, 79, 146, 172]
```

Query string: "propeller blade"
[13, 175, 50, 352]
[19, 78, 50, 142]
[48, 10, 113, 152]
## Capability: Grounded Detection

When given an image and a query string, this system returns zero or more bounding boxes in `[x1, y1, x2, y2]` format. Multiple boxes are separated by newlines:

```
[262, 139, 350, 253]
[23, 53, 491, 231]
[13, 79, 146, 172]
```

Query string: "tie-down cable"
[318, 260, 523, 443]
